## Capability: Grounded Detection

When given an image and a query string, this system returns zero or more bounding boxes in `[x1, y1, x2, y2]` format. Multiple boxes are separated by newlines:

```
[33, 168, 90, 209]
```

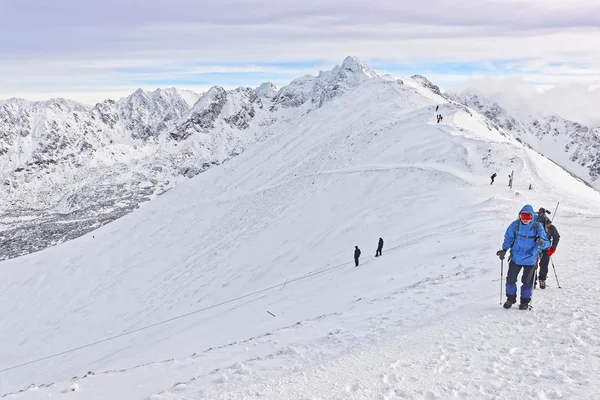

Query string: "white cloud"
[447, 77, 600, 127]
[1, 0, 600, 106]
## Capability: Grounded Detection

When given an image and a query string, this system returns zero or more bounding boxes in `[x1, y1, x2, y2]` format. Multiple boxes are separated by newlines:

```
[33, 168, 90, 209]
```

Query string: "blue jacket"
[502, 204, 550, 266]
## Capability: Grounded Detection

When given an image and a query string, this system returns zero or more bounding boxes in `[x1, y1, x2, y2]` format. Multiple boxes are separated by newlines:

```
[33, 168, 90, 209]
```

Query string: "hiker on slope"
[496, 205, 550, 309]
[536, 208, 560, 289]
[375, 237, 384, 257]
[354, 246, 361, 267]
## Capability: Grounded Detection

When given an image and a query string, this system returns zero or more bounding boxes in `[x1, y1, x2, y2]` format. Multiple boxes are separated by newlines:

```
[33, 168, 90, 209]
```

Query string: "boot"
[539, 280, 546, 289]
[503, 295, 517, 309]
[503, 300, 515, 309]
[519, 303, 529, 310]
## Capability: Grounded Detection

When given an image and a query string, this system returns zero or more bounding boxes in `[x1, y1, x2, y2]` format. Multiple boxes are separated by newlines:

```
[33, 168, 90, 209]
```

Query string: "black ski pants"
[376, 247, 382, 257]
[354, 257, 359, 266]
[539, 251, 550, 281]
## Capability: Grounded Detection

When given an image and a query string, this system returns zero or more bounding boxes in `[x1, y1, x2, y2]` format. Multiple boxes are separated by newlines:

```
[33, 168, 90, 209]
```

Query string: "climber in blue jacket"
[496, 204, 550, 309]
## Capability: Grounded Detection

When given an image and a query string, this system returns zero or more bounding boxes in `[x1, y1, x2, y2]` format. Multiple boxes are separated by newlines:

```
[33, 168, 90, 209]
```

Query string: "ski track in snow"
[209, 162, 469, 205]
[153, 219, 600, 400]
[6, 216, 600, 400]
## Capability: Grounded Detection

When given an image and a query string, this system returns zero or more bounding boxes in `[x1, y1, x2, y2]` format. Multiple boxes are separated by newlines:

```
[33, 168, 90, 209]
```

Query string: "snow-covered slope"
[0, 56, 377, 260]
[1, 74, 600, 399]
[447, 89, 600, 190]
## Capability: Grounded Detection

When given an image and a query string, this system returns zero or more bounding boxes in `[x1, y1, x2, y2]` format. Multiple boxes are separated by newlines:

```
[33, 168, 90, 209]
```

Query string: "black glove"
[536, 237, 544, 246]
[496, 249, 507, 260]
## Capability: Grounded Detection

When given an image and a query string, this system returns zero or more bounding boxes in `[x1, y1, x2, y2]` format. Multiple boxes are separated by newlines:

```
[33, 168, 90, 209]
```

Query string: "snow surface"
[0, 56, 380, 260]
[447, 89, 600, 190]
[1, 76, 600, 400]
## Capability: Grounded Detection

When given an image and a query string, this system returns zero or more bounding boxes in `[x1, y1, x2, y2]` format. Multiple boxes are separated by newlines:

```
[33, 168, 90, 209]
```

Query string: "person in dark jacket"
[536, 207, 551, 225]
[490, 173, 497, 185]
[375, 237, 384, 257]
[537, 218, 560, 289]
[496, 205, 550, 309]
[354, 246, 361, 266]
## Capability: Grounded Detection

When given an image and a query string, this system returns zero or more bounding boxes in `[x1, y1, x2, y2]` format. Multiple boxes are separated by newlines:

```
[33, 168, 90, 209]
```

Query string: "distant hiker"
[496, 205, 550, 309]
[537, 209, 560, 289]
[529, 184, 533, 190]
[490, 173, 497, 185]
[375, 237, 384, 257]
[435, 105, 439, 112]
[354, 246, 361, 266]
[508, 173, 513, 188]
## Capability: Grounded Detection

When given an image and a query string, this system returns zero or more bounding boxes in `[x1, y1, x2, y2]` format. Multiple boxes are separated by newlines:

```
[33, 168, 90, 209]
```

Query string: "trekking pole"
[551, 202, 560, 223]
[500, 259, 504, 305]
[529, 251, 542, 309]
[550, 257, 561, 288]
[529, 264, 538, 310]
[549, 201, 561, 288]
[534, 253, 539, 288]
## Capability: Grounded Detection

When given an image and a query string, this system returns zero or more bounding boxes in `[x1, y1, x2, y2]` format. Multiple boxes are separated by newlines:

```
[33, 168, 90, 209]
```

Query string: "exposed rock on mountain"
[0, 56, 377, 260]
[3, 56, 598, 261]
[411, 75, 443, 98]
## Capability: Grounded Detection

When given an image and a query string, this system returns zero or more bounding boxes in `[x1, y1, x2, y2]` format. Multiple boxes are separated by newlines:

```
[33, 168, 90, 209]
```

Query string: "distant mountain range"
[1, 56, 599, 260]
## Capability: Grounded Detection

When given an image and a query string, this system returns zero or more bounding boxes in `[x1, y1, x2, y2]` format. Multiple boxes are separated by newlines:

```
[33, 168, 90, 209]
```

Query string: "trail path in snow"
[156, 216, 600, 400]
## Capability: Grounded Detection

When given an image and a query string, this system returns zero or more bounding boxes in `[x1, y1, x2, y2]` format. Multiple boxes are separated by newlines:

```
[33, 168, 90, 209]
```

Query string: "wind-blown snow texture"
[1, 67, 600, 399]
[0, 56, 377, 260]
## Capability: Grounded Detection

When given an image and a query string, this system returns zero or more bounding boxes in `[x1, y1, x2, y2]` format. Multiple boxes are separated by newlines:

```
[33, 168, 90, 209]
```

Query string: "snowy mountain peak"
[273, 56, 378, 109]
[1, 96, 88, 112]
[411, 74, 443, 97]
[112, 87, 197, 140]
[191, 86, 227, 110]
[170, 85, 266, 144]
[169, 86, 227, 141]
[255, 82, 278, 98]
[340, 55, 379, 78]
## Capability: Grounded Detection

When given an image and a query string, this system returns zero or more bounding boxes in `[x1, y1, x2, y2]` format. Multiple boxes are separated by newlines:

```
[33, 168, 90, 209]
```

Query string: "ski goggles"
[519, 212, 533, 222]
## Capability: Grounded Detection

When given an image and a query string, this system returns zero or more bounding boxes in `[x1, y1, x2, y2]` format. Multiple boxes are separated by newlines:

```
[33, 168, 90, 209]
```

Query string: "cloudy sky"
[2, 0, 600, 123]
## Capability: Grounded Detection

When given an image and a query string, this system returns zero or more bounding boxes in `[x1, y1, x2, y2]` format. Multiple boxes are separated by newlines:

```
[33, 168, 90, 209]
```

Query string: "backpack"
[510, 219, 544, 248]
[508, 219, 544, 264]
[537, 214, 550, 235]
